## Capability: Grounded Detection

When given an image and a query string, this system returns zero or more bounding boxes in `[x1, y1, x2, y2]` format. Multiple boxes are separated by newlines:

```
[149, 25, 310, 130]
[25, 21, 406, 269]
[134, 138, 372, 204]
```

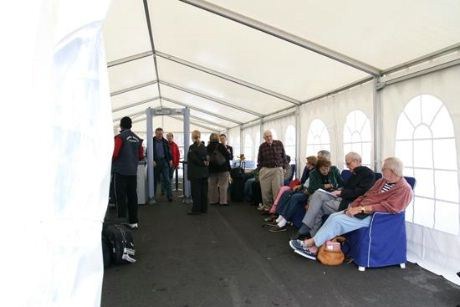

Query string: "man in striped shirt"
[257, 130, 287, 212]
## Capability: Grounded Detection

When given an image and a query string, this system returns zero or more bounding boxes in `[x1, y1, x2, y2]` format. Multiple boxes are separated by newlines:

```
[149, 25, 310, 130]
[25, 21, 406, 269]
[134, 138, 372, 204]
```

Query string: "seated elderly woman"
[289, 157, 413, 260]
[269, 158, 343, 232]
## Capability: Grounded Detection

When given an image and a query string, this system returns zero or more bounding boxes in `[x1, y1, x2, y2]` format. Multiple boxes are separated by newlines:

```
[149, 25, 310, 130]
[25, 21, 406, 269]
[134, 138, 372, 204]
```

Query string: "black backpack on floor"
[102, 224, 136, 266]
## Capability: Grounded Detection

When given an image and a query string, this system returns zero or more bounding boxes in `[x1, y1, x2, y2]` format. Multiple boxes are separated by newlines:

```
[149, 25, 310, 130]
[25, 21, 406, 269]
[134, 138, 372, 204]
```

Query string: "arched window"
[306, 119, 330, 156]
[244, 134, 254, 161]
[343, 110, 372, 168]
[284, 125, 296, 162]
[395, 95, 458, 235]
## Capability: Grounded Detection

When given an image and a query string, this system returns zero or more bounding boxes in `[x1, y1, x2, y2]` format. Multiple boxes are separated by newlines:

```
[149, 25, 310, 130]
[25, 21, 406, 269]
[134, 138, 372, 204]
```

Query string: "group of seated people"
[245, 150, 414, 261]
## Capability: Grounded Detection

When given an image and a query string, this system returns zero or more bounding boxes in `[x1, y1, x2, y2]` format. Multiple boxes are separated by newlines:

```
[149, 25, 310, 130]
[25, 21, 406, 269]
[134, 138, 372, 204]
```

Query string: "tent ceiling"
[103, 0, 460, 134]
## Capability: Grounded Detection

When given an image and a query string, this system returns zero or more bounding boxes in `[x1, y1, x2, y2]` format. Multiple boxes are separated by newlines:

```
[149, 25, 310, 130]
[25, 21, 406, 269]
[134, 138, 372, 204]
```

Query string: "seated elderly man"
[294, 152, 375, 239]
[289, 157, 413, 260]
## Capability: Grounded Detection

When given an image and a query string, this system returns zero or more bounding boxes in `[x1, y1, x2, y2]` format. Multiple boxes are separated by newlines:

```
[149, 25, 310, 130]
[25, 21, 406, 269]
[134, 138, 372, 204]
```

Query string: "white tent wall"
[380, 65, 460, 284]
[241, 124, 261, 162]
[228, 126, 241, 158]
[299, 82, 374, 171]
[3, 1, 112, 306]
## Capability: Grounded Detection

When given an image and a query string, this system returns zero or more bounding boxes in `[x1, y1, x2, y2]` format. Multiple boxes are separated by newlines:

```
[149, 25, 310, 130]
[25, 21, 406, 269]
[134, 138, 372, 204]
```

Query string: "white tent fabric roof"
[103, 0, 460, 133]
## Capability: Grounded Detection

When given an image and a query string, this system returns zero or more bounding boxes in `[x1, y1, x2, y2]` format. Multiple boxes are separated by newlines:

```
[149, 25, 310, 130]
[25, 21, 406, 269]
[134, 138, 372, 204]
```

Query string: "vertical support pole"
[146, 107, 156, 204]
[240, 126, 244, 159]
[183, 107, 192, 203]
[373, 77, 382, 172]
[295, 106, 302, 179]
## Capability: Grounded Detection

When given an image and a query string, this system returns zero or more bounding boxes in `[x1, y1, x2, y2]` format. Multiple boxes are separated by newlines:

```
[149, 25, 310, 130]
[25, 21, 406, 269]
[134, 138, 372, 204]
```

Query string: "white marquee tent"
[3, 0, 460, 306]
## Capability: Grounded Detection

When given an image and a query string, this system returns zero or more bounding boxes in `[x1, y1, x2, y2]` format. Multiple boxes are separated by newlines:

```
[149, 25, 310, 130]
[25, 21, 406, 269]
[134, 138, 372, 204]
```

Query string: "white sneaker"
[257, 203, 265, 211]
[128, 223, 138, 229]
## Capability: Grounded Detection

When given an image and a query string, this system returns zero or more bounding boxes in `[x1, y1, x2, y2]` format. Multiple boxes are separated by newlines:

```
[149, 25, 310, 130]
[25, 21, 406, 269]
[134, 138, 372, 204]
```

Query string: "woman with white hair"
[289, 157, 413, 260]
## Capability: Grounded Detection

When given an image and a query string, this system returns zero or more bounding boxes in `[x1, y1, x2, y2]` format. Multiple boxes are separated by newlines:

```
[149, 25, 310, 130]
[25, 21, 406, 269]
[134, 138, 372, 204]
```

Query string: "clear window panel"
[395, 140, 413, 167]
[413, 139, 433, 168]
[405, 97, 422, 126]
[420, 95, 442, 126]
[413, 196, 435, 228]
[413, 125, 432, 140]
[413, 168, 435, 198]
[361, 120, 371, 141]
[434, 170, 459, 203]
[351, 131, 361, 143]
[433, 139, 458, 170]
[434, 201, 459, 235]
[396, 113, 415, 140]
[431, 107, 455, 138]
[343, 127, 352, 143]
[404, 167, 415, 178]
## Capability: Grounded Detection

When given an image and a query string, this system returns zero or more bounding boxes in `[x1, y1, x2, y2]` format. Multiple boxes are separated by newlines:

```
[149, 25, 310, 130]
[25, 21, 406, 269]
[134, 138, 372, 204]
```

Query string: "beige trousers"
[259, 167, 284, 208]
[208, 171, 230, 204]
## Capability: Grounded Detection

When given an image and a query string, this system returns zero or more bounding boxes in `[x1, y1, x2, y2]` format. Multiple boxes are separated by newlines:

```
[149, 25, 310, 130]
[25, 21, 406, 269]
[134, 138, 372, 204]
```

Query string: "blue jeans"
[154, 159, 172, 199]
[313, 211, 371, 246]
[279, 192, 308, 221]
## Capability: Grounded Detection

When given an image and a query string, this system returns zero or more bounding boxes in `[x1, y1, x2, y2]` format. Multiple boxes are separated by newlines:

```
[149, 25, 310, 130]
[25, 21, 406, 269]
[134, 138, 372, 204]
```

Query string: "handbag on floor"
[317, 237, 345, 266]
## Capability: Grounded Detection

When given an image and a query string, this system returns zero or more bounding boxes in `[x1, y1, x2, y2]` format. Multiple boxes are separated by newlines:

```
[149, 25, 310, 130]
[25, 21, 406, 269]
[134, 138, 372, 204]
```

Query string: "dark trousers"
[154, 159, 172, 199]
[114, 173, 138, 224]
[190, 178, 208, 213]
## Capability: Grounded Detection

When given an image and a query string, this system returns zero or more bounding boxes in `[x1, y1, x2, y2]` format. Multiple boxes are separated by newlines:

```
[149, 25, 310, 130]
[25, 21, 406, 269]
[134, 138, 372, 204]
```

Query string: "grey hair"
[383, 157, 404, 177]
[345, 152, 362, 163]
[317, 150, 331, 161]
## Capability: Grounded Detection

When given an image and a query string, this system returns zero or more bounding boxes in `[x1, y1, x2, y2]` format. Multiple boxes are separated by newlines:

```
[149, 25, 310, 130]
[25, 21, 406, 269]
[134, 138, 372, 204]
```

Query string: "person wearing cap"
[112, 116, 144, 229]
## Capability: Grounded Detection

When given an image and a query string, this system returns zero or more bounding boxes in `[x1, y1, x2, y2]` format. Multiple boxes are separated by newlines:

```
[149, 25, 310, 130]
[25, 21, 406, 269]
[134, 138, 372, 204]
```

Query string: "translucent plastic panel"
[413, 125, 432, 140]
[413, 168, 435, 199]
[108, 57, 156, 93]
[156, 58, 291, 115]
[161, 85, 257, 123]
[103, 0, 151, 61]
[433, 139, 458, 170]
[244, 134, 254, 161]
[111, 85, 159, 111]
[395, 140, 413, 167]
[413, 140, 433, 168]
[361, 142, 372, 167]
[307, 119, 330, 145]
[149, 0, 366, 101]
[209, 0, 460, 69]
[420, 95, 443, 125]
[285, 145, 296, 162]
[404, 167, 415, 178]
[413, 197, 435, 228]
[431, 107, 455, 138]
[404, 96, 422, 126]
[395, 113, 415, 140]
[434, 201, 459, 235]
[434, 170, 459, 203]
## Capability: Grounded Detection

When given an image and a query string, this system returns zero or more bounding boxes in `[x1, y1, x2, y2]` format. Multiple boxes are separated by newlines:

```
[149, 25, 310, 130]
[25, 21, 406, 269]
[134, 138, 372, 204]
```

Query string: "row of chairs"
[340, 169, 416, 271]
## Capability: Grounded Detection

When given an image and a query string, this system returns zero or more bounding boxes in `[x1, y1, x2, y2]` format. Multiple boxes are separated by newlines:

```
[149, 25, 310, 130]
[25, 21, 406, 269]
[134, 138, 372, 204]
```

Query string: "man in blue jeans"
[152, 127, 173, 202]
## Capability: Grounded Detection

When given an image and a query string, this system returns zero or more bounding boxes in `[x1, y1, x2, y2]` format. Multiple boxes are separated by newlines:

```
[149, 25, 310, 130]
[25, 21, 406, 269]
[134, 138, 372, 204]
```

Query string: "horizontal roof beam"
[112, 96, 159, 113]
[107, 51, 153, 68]
[188, 114, 228, 129]
[155, 50, 299, 105]
[113, 110, 146, 123]
[161, 97, 243, 125]
[159, 80, 263, 117]
[110, 80, 158, 97]
[180, 0, 380, 76]
[129, 115, 220, 132]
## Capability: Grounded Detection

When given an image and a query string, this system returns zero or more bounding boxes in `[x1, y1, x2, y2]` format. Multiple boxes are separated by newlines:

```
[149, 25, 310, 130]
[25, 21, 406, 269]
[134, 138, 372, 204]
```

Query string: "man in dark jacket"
[112, 117, 144, 229]
[152, 127, 173, 201]
[219, 134, 233, 161]
[296, 152, 375, 238]
[187, 130, 209, 214]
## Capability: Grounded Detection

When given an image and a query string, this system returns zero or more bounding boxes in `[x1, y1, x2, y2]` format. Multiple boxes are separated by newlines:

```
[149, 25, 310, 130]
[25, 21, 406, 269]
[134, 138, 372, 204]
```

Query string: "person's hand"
[345, 207, 361, 217]
[330, 190, 341, 197]
[204, 160, 209, 166]
[153, 161, 157, 167]
[169, 160, 173, 167]
[324, 183, 333, 190]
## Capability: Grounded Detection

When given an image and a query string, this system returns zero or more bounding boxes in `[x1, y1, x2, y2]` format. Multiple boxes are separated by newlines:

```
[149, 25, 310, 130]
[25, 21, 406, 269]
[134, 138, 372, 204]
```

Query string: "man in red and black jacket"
[112, 116, 144, 229]
[166, 132, 180, 185]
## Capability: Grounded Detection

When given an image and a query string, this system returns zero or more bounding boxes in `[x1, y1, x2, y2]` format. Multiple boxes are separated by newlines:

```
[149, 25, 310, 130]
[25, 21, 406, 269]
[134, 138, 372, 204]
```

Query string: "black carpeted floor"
[102, 196, 460, 307]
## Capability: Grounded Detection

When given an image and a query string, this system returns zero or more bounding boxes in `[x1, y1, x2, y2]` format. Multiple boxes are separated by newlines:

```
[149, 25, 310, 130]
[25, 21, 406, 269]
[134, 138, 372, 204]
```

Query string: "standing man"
[257, 130, 287, 212]
[166, 132, 180, 190]
[112, 116, 144, 229]
[219, 134, 234, 161]
[152, 127, 173, 202]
